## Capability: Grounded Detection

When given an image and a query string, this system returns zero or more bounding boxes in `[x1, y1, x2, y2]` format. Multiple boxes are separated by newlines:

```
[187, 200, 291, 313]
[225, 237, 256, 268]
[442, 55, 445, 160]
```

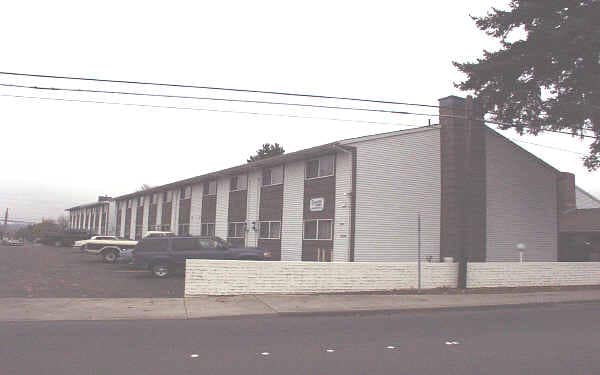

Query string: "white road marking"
[189, 354, 199, 358]
[386, 346, 396, 349]
[445, 341, 460, 345]
[325, 348, 335, 353]
[260, 352, 270, 356]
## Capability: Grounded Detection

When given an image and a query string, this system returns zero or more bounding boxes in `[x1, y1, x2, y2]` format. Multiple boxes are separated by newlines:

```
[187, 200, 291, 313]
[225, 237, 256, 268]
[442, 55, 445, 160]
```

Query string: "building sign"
[309, 198, 325, 212]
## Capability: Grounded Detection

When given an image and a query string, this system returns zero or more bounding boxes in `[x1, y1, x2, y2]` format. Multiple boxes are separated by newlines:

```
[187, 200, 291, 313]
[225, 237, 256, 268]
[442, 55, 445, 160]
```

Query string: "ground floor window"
[259, 221, 281, 239]
[201, 223, 215, 237]
[303, 219, 333, 240]
[178, 224, 190, 236]
[228, 222, 246, 239]
[160, 224, 171, 232]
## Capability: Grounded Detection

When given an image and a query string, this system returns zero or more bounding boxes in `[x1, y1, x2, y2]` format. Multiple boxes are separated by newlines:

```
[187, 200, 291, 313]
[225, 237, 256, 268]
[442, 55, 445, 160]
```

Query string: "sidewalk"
[2, 289, 600, 322]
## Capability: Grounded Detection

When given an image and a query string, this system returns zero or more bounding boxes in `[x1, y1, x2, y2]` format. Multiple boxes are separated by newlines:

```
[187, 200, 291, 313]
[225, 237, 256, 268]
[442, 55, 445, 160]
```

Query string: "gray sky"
[1, 0, 597, 221]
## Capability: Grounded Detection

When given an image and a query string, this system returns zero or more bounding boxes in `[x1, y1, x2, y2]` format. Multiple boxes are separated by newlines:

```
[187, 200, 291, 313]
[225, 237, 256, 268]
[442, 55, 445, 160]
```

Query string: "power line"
[1, 92, 596, 139]
[0, 93, 428, 128]
[508, 138, 586, 155]
[0, 82, 435, 116]
[0, 71, 440, 109]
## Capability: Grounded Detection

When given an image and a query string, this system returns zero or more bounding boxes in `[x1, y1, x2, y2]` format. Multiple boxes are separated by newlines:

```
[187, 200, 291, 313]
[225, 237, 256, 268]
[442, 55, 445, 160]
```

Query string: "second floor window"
[306, 155, 335, 179]
[262, 165, 283, 186]
[203, 181, 217, 196]
[230, 175, 248, 191]
[180, 186, 191, 200]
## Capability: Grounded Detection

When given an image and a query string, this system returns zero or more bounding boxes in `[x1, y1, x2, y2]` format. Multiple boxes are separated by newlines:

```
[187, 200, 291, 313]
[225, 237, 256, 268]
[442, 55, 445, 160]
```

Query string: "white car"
[143, 231, 175, 238]
[75, 236, 138, 263]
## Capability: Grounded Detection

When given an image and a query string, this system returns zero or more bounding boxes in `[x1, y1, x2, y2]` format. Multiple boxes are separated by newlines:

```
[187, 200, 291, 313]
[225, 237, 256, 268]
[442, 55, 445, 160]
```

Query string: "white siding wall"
[129, 202, 137, 240]
[281, 161, 305, 261]
[486, 131, 558, 261]
[171, 190, 178, 233]
[351, 129, 441, 262]
[107, 201, 117, 236]
[119, 202, 126, 237]
[246, 170, 262, 247]
[576, 187, 600, 209]
[215, 178, 230, 239]
[141, 196, 149, 237]
[333, 151, 352, 261]
[190, 184, 204, 235]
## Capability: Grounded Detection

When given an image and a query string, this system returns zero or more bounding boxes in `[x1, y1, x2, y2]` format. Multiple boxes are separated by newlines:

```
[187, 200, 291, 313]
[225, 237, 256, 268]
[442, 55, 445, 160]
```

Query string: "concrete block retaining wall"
[185, 260, 457, 296]
[467, 262, 600, 288]
[185, 260, 600, 296]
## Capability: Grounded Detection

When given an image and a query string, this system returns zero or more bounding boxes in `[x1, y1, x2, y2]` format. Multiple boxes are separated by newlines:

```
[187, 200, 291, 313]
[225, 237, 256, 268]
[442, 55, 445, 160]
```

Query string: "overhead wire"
[0, 71, 440, 109]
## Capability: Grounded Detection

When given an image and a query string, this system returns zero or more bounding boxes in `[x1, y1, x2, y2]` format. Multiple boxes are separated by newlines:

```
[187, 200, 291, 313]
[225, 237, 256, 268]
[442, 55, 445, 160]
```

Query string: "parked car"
[132, 236, 272, 278]
[143, 231, 175, 238]
[75, 236, 138, 263]
[3, 239, 24, 246]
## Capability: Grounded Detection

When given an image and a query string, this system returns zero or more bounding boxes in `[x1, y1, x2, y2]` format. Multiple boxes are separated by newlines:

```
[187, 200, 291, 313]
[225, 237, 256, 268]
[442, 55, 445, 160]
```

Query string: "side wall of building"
[576, 187, 600, 209]
[485, 130, 558, 261]
[352, 129, 442, 262]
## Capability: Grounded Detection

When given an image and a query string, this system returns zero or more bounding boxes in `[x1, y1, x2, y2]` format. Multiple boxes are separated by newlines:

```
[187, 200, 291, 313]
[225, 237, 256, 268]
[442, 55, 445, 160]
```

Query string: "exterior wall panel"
[485, 130, 558, 261]
[351, 129, 441, 262]
[333, 151, 352, 261]
[281, 161, 304, 261]
[190, 184, 203, 235]
[246, 171, 261, 247]
[215, 178, 230, 239]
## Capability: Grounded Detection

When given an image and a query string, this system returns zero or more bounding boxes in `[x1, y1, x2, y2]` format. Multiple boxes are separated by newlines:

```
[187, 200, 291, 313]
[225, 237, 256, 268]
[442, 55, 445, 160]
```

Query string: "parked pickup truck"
[74, 236, 138, 263]
[132, 236, 272, 278]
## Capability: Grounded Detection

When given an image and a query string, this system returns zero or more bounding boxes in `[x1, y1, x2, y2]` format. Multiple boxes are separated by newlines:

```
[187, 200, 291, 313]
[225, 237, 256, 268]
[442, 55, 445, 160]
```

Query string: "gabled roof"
[114, 125, 438, 201]
[576, 186, 600, 207]
[66, 200, 110, 211]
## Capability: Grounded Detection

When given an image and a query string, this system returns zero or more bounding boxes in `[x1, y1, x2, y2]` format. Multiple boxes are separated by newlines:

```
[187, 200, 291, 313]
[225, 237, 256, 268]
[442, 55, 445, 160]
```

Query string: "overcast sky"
[1, 0, 597, 221]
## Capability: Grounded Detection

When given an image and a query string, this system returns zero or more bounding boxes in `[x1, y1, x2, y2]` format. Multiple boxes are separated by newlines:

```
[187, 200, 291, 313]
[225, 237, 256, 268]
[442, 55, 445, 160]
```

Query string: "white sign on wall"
[309, 197, 325, 212]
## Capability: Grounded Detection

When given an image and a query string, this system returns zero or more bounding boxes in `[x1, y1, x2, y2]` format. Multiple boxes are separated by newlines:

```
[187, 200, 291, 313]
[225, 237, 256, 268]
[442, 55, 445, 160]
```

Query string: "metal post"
[417, 212, 422, 290]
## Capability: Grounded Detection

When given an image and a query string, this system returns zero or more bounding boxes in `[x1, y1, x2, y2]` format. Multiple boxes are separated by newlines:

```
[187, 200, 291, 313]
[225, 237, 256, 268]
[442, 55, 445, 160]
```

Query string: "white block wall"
[246, 170, 262, 247]
[468, 262, 600, 288]
[215, 177, 230, 239]
[333, 151, 352, 261]
[185, 260, 458, 295]
[281, 161, 305, 261]
[190, 184, 203, 235]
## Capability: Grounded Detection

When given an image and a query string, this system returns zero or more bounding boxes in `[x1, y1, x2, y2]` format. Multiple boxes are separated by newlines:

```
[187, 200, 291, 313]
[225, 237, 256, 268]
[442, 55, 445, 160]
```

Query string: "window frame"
[305, 155, 335, 180]
[303, 219, 333, 240]
[201, 222, 216, 237]
[228, 222, 246, 239]
[230, 174, 247, 191]
[258, 221, 281, 239]
[262, 166, 283, 187]
[203, 180, 217, 196]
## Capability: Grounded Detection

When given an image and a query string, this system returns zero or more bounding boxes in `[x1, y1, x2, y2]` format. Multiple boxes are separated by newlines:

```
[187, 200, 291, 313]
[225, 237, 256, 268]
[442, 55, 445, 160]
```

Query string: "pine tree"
[247, 143, 285, 163]
[454, 0, 600, 170]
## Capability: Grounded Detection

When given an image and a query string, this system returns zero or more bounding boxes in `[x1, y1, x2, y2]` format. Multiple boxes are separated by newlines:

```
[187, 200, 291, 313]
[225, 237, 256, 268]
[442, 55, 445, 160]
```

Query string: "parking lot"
[0, 243, 183, 298]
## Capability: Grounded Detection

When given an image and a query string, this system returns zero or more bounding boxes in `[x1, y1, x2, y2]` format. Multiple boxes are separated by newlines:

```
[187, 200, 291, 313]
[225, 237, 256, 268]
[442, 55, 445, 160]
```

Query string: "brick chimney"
[439, 95, 487, 264]
[557, 172, 576, 213]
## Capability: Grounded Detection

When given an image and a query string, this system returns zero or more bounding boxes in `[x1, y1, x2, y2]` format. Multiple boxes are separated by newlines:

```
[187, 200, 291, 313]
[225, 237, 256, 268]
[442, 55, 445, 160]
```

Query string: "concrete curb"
[2, 290, 600, 322]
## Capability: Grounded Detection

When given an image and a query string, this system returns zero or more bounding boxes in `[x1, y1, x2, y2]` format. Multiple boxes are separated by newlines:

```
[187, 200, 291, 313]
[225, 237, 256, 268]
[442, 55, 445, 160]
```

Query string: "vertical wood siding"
[351, 129, 441, 262]
[485, 130, 558, 261]
[281, 161, 304, 261]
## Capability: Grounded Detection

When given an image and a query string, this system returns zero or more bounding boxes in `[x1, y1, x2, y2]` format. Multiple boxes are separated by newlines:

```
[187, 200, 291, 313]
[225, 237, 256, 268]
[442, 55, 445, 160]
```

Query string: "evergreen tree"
[454, 0, 600, 169]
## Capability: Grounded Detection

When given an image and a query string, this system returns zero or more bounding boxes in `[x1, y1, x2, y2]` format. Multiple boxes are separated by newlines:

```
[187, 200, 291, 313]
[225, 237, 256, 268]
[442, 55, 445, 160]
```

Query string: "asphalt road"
[2, 302, 600, 375]
[0, 243, 183, 297]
